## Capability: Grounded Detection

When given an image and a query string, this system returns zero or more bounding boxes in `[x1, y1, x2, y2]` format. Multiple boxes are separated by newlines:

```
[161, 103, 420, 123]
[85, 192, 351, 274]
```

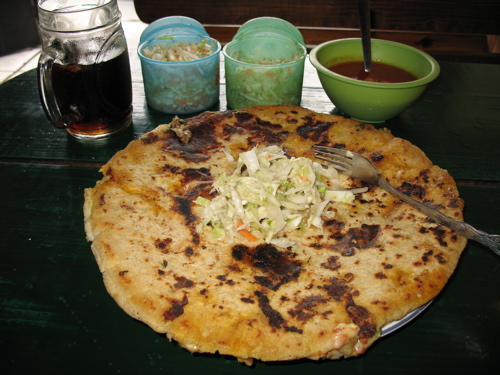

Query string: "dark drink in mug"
[37, 0, 133, 140]
[50, 50, 133, 138]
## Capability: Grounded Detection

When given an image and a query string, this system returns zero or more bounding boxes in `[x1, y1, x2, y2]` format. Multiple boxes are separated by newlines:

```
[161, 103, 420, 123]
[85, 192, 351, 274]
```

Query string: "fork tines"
[312, 145, 352, 173]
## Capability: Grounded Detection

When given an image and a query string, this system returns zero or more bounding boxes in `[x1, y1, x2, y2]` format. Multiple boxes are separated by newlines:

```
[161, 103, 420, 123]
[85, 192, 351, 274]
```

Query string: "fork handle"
[377, 177, 500, 255]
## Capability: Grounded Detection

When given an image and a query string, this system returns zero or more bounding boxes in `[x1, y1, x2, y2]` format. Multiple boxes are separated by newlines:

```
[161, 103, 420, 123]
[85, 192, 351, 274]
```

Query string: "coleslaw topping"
[195, 146, 367, 247]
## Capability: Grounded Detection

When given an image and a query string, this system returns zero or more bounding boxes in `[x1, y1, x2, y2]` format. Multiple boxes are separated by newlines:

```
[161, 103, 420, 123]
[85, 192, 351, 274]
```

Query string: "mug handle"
[37, 47, 79, 129]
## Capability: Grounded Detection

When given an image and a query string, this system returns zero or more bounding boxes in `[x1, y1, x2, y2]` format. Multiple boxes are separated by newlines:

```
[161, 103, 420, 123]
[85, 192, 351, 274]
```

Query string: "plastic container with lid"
[138, 16, 221, 114]
[222, 17, 307, 109]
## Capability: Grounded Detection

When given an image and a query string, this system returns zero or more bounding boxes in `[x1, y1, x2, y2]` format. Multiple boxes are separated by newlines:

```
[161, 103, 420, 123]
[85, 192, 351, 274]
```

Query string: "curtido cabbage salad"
[195, 146, 367, 247]
[225, 55, 304, 109]
[140, 38, 220, 114]
[142, 38, 215, 62]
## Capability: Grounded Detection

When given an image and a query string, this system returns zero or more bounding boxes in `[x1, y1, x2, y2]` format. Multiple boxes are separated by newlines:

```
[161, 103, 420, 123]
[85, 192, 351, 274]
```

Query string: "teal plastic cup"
[138, 16, 221, 114]
[223, 18, 307, 109]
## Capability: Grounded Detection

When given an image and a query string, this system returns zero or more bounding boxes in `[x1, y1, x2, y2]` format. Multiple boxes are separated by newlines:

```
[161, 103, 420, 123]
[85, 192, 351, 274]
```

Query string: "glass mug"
[37, 0, 133, 140]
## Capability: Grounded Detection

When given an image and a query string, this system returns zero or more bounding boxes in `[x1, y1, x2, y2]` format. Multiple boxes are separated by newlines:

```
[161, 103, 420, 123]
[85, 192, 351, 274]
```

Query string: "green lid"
[233, 17, 305, 47]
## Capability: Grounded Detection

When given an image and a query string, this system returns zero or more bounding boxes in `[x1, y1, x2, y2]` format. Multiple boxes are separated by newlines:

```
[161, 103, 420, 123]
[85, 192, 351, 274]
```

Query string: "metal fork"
[313, 145, 500, 255]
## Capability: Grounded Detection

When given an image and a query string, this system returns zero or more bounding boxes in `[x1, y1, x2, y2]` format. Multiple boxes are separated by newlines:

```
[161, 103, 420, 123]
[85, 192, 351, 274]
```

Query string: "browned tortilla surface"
[84, 106, 466, 364]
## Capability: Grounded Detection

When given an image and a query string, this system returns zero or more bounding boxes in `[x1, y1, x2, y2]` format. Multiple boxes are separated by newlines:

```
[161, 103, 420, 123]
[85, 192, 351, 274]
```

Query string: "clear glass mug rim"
[37, 0, 121, 32]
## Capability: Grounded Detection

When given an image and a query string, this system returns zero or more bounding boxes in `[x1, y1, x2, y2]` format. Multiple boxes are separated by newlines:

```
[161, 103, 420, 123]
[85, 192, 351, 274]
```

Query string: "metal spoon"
[357, 0, 372, 78]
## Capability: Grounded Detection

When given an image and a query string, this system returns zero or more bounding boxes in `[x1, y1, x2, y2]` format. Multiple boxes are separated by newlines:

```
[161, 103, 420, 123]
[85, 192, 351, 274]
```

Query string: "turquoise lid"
[139, 16, 209, 44]
[232, 17, 305, 47]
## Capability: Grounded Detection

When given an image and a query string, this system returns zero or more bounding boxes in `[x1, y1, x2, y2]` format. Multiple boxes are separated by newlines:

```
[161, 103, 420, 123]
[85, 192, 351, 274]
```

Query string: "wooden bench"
[134, 0, 500, 64]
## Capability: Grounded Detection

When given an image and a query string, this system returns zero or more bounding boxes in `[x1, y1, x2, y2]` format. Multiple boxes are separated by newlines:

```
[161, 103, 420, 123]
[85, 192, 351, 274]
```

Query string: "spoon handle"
[357, 0, 372, 72]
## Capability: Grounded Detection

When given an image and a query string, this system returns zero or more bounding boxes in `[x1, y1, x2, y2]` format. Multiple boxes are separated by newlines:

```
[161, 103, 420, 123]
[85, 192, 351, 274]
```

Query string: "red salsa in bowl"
[328, 61, 418, 83]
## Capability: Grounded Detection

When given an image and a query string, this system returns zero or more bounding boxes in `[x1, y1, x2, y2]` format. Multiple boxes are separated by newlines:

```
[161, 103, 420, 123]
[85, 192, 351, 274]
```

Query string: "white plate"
[380, 300, 433, 337]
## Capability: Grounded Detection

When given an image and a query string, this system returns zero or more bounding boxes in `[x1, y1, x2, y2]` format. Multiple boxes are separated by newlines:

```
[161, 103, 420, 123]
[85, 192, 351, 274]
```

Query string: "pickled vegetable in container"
[138, 16, 221, 114]
[222, 17, 307, 109]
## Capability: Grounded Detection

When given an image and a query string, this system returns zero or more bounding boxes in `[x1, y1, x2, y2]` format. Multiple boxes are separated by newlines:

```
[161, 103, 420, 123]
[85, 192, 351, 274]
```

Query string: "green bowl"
[309, 38, 440, 123]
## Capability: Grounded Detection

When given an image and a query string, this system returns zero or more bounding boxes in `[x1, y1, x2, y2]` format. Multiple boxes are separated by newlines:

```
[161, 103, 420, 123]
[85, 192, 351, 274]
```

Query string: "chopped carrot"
[236, 220, 258, 242]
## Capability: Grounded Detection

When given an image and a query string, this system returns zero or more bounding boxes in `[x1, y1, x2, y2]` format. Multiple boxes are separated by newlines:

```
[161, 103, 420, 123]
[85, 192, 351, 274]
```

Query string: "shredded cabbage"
[140, 39, 219, 113]
[225, 62, 303, 109]
[142, 38, 215, 62]
[196, 146, 367, 246]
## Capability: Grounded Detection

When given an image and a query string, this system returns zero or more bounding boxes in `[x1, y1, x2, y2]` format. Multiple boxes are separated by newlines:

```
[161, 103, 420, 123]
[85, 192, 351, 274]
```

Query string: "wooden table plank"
[384, 63, 500, 182]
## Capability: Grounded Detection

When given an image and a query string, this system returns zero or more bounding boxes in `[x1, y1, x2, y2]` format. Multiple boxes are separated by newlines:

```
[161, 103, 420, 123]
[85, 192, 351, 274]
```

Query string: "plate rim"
[380, 300, 433, 337]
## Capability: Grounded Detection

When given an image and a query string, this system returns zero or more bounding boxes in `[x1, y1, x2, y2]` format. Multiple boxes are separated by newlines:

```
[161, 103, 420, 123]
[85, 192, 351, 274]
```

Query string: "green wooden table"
[1, 58, 499, 374]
